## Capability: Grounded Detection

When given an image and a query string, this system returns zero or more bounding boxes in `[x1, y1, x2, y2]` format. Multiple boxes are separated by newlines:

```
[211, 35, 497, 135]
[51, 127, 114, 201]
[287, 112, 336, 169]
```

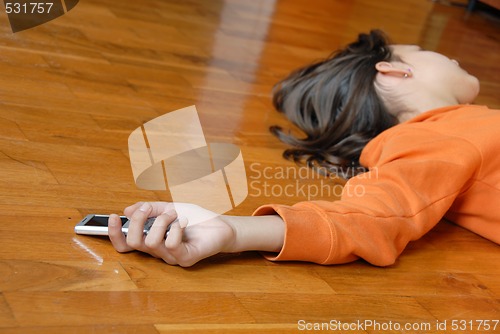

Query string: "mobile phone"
[74, 214, 158, 236]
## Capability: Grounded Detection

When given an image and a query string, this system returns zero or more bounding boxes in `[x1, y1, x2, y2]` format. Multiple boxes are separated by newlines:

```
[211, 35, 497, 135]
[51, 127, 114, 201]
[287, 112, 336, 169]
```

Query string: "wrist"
[220, 215, 285, 253]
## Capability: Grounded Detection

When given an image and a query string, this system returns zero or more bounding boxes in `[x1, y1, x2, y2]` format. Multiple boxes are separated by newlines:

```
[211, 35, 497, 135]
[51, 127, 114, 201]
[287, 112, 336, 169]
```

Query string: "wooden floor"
[0, 0, 499, 333]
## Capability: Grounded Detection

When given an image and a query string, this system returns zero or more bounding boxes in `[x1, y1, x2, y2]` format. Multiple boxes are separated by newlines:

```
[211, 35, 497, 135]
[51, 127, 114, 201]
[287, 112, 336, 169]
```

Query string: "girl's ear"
[375, 62, 412, 78]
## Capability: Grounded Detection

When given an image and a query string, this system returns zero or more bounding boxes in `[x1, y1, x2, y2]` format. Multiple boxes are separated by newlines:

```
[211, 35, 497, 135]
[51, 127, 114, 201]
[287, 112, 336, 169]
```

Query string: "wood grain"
[0, 0, 498, 332]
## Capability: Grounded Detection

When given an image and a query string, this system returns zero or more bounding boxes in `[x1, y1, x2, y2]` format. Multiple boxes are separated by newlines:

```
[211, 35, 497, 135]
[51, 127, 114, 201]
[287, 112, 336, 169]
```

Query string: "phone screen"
[84, 215, 127, 227]
[75, 214, 129, 236]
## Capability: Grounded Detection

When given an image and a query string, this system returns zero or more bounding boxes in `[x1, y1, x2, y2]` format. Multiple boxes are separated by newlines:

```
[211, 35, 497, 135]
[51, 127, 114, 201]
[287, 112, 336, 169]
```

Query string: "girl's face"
[391, 45, 480, 104]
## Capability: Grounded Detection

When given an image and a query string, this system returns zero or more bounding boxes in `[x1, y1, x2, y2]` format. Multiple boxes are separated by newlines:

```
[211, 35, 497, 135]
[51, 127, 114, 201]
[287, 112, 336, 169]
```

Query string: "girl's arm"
[108, 202, 284, 267]
[221, 214, 285, 253]
[255, 129, 482, 266]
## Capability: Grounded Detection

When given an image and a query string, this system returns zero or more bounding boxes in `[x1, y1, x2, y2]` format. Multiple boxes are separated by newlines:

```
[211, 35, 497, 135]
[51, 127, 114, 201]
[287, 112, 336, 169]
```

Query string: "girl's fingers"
[124, 202, 177, 218]
[164, 216, 189, 254]
[118, 202, 197, 265]
[144, 210, 177, 249]
[126, 202, 152, 249]
[123, 202, 143, 217]
[108, 214, 133, 253]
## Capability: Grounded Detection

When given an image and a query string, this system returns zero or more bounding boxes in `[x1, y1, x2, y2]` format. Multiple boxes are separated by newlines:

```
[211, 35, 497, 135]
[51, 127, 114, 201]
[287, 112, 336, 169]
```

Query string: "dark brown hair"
[271, 30, 398, 179]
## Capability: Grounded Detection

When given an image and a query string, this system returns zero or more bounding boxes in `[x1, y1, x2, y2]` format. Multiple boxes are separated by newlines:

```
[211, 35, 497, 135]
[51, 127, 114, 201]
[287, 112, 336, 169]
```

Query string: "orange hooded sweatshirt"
[254, 105, 500, 266]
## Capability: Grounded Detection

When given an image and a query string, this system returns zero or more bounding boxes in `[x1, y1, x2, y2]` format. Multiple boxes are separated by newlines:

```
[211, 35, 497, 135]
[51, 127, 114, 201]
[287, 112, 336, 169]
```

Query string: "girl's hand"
[108, 202, 236, 267]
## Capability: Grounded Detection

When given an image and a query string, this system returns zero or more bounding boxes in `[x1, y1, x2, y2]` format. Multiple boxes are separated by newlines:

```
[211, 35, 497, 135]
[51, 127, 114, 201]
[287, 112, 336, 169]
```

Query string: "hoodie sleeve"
[253, 128, 481, 266]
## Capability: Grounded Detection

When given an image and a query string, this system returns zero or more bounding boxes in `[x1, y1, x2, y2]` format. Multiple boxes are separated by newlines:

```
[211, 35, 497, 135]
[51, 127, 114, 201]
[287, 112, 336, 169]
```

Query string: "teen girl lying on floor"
[108, 30, 499, 267]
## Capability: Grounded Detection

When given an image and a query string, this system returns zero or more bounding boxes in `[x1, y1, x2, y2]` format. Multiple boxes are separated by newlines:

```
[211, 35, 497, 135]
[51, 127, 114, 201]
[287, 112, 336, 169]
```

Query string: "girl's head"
[271, 30, 479, 178]
[271, 30, 397, 178]
[374, 44, 479, 120]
